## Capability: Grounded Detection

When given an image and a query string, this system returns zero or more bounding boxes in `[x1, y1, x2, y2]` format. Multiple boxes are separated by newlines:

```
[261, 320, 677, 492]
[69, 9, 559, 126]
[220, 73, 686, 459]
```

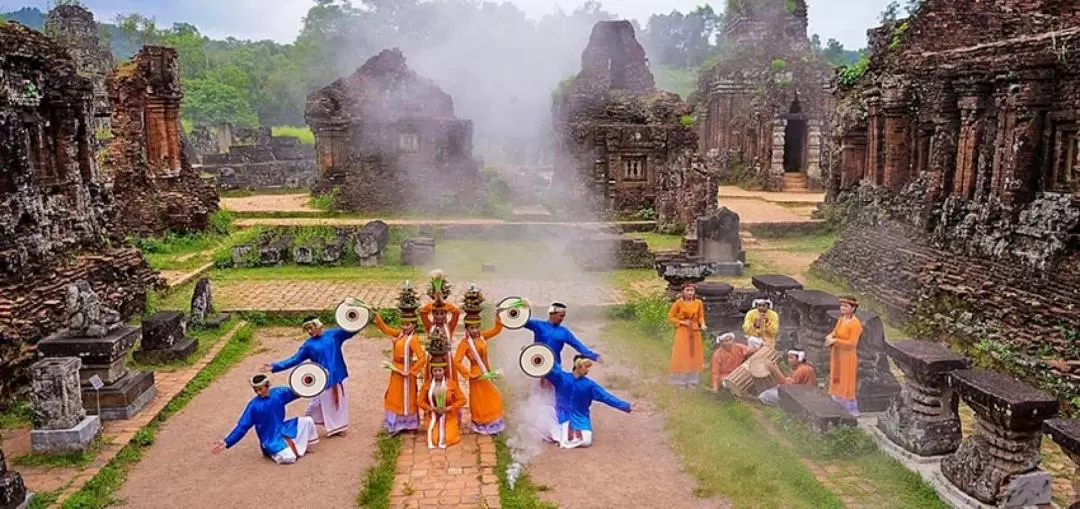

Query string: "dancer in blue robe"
[264, 315, 358, 436]
[523, 302, 602, 369]
[212, 374, 319, 464]
[543, 355, 632, 448]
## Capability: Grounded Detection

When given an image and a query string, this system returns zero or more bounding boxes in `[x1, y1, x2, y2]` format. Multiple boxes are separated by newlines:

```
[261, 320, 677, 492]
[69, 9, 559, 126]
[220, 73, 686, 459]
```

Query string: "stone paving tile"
[39, 321, 248, 505]
[161, 262, 213, 290]
[390, 432, 499, 509]
[215, 279, 626, 312]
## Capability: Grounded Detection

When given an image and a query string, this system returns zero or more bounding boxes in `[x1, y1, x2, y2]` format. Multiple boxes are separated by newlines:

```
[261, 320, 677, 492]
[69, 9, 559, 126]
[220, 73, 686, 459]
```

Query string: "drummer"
[758, 350, 816, 405]
[262, 312, 359, 437]
[709, 333, 750, 393]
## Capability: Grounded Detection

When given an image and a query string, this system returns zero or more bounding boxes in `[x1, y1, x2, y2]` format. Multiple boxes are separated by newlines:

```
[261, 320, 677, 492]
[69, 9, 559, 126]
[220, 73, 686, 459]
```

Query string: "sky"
[7, 0, 895, 50]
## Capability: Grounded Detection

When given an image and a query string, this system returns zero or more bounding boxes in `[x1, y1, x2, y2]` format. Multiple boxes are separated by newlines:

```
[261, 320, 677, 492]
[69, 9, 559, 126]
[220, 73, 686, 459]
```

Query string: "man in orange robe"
[709, 333, 750, 393]
[826, 295, 863, 416]
[758, 350, 817, 405]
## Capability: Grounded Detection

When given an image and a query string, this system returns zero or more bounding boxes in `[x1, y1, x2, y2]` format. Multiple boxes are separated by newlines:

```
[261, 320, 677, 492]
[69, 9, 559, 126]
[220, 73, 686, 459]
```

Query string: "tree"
[879, 1, 900, 23]
[181, 78, 259, 127]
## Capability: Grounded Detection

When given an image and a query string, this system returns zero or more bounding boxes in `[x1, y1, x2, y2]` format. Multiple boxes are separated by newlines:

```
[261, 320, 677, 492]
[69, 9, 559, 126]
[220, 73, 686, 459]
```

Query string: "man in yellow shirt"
[742, 299, 780, 348]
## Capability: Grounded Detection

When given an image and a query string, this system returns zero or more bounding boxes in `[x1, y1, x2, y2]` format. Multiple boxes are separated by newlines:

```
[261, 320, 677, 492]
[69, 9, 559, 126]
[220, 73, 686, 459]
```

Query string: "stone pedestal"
[134, 311, 198, 364]
[655, 254, 742, 300]
[788, 289, 838, 379]
[1043, 418, 1080, 509]
[696, 282, 742, 335]
[877, 340, 970, 457]
[826, 309, 901, 412]
[0, 448, 28, 509]
[696, 207, 745, 264]
[29, 357, 101, 454]
[751, 275, 803, 352]
[189, 277, 229, 329]
[940, 369, 1058, 506]
[37, 325, 157, 420]
[401, 237, 436, 266]
[778, 384, 857, 433]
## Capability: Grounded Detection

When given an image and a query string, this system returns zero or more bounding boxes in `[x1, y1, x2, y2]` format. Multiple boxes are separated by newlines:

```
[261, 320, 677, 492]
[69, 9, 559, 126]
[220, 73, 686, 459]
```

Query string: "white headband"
[250, 374, 270, 387]
[548, 303, 567, 314]
[715, 332, 735, 345]
[747, 337, 764, 348]
[302, 317, 323, 329]
[788, 350, 806, 362]
[752, 299, 773, 308]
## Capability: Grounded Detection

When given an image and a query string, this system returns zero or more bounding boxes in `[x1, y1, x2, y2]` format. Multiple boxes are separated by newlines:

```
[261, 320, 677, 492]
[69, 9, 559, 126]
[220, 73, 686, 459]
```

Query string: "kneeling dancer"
[211, 374, 318, 464]
[419, 329, 466, 449]
[264, 314, 358, 436]
[545, 355, 632, 448]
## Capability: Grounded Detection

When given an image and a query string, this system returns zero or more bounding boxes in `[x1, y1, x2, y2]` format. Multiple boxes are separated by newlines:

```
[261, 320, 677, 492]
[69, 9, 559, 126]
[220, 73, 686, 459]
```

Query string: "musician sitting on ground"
[211, 374, 319, 464]
[709, 333, 750, 393]
[544, 355, 632, 448]
[758, 350, 817, 405]
[743, 299, 780, 348]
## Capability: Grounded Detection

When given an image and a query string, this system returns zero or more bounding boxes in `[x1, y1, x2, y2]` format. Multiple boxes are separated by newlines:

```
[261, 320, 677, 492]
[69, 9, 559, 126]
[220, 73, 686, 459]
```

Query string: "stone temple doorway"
[782, 97, 808, 173]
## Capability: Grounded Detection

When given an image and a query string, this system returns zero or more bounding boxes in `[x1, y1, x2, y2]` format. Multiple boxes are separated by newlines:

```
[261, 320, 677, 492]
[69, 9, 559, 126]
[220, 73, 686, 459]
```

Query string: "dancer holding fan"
[453, 285, 506, 435]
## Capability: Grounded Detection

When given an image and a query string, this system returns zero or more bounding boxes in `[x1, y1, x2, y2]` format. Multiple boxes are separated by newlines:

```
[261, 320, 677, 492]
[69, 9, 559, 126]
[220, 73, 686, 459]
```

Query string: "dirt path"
[116, 327, 386, 509]
[494, 324, 724, 509]
[222, 194, 317, 212]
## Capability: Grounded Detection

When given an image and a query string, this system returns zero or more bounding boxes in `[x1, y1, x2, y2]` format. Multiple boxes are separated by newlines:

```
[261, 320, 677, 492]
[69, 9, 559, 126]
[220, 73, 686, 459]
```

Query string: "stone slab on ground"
[777, 384, 857, 432]
[30, 416, 101, 454]
[132, 336, 198, 364]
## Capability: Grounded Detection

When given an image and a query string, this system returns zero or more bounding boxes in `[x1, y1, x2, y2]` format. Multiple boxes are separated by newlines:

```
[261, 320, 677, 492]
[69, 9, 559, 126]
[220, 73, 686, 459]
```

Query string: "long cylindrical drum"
[722, 345, 781, 399]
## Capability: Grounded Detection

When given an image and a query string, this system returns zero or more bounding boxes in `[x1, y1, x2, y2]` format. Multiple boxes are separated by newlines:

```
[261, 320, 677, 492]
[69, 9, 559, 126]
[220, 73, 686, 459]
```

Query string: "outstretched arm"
[270, 344, 309, 373]
[373, 313, 401, 338]
[222, 404, 255, 449]
[481, 316, 504, 340]
[334, 326, 360, 344]
[565, 329, 600, 361]
[592, 383, 631, 413]
[523, 318, 543, 332]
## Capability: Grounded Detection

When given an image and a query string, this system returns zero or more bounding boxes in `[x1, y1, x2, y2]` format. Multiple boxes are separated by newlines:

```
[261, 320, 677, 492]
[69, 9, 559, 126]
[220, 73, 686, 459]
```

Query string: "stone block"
[30, 415, 101, 454]
[777, 384, 856, 433]
[751, 274, 803, 294]
[789, 289, 838, 375]
[401, 237, 436, 266]
[37, 325, 141, 366]
[79, 357, 128, 386]
[133, 335, 198, 364]
[141, 311, 186, 350]
[696, 207, 745, 263]
[203, 313, 231, 329]
[878, 340, 971, 457]
[189, 277, 213, 326]
[29, 357, 85, 430]
[945, 369, 1059, 430]
[354, 220, 390, 265]
[82, 370, 157, 421]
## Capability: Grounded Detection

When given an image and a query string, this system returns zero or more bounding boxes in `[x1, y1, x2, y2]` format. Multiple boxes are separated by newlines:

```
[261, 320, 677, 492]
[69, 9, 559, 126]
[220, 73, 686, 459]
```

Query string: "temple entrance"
[782, 98, 807, 173]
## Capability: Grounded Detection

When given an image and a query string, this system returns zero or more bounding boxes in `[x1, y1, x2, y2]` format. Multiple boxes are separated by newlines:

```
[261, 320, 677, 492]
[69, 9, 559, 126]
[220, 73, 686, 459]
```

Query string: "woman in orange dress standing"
[668, 282, 707, 387]
[452, 285, 505, 435]
[373, 282, 427, 435]
[418, 328, 466, 449]
[825, 295, 863, 416]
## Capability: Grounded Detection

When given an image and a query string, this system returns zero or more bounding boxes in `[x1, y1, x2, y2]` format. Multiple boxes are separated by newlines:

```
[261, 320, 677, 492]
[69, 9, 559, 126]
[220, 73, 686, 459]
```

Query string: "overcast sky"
[9, 0, 894, 49]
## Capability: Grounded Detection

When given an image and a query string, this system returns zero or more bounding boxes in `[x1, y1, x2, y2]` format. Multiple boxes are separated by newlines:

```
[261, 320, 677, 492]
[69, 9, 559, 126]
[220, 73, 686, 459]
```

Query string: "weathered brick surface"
[44, 5, 113, 125]
[305, 48, 482, 213]
[0, 23, 161, 396]
[103, 46, 220, 236]
[552, 21, 705, 226]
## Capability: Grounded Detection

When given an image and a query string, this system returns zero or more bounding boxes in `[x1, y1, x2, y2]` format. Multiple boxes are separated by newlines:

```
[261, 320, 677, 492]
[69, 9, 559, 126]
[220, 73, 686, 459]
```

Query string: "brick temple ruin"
[815, 1, 1080, 395]
[305, 48, 481, 213]
[195, 124, 317, 191]
[101, 46, 219, 236]
[44, 4, 114, 130]
[553, 20, 710, 228]
[693, 0, 832, 191]
[0, 22, 160, 394]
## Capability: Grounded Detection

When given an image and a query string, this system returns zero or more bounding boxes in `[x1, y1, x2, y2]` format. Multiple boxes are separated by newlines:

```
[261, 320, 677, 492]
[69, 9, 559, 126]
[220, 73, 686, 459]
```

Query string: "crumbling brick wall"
[816, 0, 1080, 389]
[305, 48, 482, 213]
[102, 46, 220, 236]
[44, 4, 113, 128]
[552, 20, 703, 224]
[0, 22, 161, 395]
[694, 0, 833, 191]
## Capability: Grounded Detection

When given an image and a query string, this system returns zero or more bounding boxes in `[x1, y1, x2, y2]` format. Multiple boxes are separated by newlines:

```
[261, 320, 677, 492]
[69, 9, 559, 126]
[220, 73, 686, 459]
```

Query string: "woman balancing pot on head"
[452, 285, 505, 435]
[668, 282, 707, 387]
[419, 327, 466, 449]
[373, 281, 427, 435]
[420, 269, 461, 340]
[825, 295, 864, 417]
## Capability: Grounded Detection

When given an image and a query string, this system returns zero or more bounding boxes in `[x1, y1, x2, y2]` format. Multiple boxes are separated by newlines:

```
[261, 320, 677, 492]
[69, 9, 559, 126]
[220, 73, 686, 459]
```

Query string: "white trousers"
[306, 383, 349, 436]
[759, 388, 779, 405]
[553, 422, 593, 449]
[270, 416, 318, 464]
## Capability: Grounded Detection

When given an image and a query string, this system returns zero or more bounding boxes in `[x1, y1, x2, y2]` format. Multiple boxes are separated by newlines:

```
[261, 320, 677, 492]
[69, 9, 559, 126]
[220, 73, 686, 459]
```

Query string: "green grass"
[28, 489, 62, 509]
[133, 211, 235, 270]
[60, 323, 255, 509]
[221, 187, 309, 198]
[759, 234, 837, 253]
[354, 431, 403, 508]
[626, 232, 683, 251]
[13, 438, 106, 470]
[0, 400, 33, 429]
[494, 436, 556, 509]
[271, 125, 315, 144]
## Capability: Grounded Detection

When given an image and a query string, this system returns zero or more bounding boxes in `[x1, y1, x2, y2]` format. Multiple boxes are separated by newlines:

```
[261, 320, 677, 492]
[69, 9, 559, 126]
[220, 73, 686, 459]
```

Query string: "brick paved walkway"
[214, 279, 626, 312]
[390, 433, 500, 509]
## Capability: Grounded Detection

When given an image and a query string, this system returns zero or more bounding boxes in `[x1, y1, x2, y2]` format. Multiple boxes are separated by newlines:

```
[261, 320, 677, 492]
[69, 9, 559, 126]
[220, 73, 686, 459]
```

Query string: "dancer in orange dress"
[373, 282, 427, 435]
[668, 282, 707, 387]
[420, 269, 461, 339]
[453, 285, 506, 435]
[826, 295, 863, 416]
[418, 328, 466, 449]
